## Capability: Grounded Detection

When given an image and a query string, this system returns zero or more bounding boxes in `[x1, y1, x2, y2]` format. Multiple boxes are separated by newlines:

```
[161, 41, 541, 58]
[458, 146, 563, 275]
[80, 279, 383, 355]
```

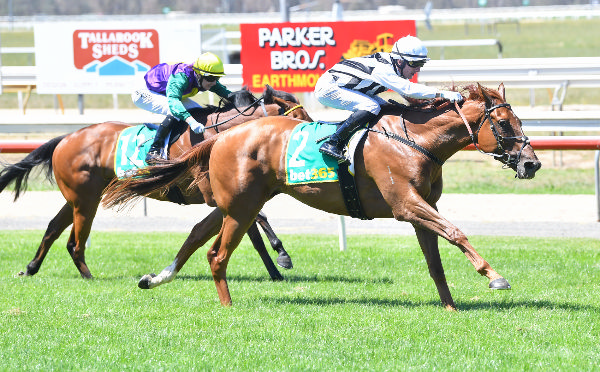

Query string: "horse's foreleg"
[19, 203, 73, 277]
[403, 199, 509, 290]
[246, 222, 283, 280]
[139, 208, 224, 289]
[414, 227, 456, 311]
[255, 210, 293, 269]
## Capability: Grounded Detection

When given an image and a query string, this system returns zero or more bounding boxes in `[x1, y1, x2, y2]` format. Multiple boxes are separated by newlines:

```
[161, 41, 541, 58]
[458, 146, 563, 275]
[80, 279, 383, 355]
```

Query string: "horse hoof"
[138, 273, 156, 289]
[489, 278, 511, 290]
[276, 253, 293, 269]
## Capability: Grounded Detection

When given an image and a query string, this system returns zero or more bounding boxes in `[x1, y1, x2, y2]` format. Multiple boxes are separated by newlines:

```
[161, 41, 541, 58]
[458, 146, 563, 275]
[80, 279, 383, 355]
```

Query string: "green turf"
[1, 231, 599, 371]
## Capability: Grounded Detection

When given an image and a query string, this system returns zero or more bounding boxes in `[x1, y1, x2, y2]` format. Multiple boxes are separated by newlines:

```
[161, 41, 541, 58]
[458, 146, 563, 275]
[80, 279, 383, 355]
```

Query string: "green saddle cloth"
[114, 124, 156, 178]
[285, 122, 340, 185]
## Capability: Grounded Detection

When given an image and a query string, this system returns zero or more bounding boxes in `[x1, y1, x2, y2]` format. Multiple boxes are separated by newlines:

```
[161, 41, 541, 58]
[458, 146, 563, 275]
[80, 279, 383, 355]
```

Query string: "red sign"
[240, 20, 416, 92]
[73, 29, 159, 70]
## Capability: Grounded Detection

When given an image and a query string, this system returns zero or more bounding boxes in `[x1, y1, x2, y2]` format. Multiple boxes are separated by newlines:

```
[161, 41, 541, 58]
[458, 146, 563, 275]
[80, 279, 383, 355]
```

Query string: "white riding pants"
[131, 87, 202, 118]
[314, 72, 387, 115]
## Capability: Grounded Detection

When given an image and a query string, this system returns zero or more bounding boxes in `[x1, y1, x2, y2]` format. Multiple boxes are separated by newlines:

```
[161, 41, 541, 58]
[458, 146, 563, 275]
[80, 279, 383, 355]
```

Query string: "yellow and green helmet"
[193, 52, 226, 77]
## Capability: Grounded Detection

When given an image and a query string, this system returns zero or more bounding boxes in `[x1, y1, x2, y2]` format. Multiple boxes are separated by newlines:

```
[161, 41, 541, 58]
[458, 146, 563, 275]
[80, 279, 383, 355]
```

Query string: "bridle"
[454, 101, 530, 168]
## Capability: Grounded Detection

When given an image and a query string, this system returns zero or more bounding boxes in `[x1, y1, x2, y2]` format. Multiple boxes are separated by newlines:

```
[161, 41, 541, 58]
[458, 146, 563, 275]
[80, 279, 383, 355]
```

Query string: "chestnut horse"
[103, 83, 541, 310]
[0, 86, 311, 280]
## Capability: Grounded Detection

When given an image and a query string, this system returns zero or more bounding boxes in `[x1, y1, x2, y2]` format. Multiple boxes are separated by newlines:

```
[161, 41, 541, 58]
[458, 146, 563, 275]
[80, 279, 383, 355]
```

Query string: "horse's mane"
[462, 83, 502, 103]
[381, 83, 501, 116]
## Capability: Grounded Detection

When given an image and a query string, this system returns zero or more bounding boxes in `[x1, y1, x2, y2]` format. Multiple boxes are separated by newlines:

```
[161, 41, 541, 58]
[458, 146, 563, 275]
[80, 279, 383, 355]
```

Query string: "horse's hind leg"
[414, 227, 456, 311]
[139, 208, 224, 289]
[246, 221, 283, 280]
[255, 210, 293, 269]
[67, 201, 99, 279]
[208, 214, 253, 306]
[138, 208, 283, 289]
[19, 202, 73, 277]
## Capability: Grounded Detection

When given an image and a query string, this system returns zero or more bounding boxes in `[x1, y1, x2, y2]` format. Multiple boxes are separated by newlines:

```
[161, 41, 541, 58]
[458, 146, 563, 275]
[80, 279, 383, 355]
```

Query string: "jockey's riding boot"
[319, 110, 377, 163]
[145, 115, 178, 164]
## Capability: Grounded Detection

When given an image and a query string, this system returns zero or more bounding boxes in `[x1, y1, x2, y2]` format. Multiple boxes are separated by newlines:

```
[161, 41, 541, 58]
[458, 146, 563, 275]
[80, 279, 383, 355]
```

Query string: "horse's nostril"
[525, 160, 542, 172]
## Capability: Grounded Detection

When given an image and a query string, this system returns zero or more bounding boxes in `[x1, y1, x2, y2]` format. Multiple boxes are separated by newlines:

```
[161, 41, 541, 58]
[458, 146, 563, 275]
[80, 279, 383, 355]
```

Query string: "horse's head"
[263, 85, 313, 121]
[465, 83, 541, 179]
[226, 87, 258, 108]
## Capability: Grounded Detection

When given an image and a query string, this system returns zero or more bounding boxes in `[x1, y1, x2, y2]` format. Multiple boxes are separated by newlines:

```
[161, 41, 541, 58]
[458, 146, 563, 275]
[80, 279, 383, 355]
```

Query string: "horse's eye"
[498, 119, 511, 130]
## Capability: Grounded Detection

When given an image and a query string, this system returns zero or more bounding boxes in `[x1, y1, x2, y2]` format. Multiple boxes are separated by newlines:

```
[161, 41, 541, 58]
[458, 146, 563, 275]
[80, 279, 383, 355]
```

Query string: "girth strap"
[337, 162, 372, 220]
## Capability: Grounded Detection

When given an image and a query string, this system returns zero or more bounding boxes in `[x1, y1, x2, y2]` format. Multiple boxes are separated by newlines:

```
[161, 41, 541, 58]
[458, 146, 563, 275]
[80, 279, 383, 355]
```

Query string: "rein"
[369, 127, 444, 166]
[454, 101, 530, 168]
[204, 95, 266, 131]
[204, 98, 305, 131]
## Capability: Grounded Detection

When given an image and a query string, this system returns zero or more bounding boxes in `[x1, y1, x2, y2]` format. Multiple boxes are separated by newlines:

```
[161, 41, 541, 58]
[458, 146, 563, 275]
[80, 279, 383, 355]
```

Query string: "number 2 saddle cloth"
[284, 121, 366, 185]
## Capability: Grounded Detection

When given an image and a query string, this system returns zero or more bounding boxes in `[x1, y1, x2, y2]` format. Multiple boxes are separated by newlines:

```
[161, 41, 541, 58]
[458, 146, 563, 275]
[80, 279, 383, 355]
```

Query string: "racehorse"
[102, 83, 541, 310]
[0, 85, 312, 280]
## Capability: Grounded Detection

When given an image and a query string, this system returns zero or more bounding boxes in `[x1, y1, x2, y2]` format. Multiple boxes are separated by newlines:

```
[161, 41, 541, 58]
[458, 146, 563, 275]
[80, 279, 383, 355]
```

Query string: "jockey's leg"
[146, 115, 179, 163]
[319, 110, 376, 162]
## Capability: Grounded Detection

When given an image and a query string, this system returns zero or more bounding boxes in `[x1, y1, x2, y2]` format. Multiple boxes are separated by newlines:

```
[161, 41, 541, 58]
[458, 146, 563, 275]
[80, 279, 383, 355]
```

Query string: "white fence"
[3, 56, 600, 110]
[418, 57, 600, 110]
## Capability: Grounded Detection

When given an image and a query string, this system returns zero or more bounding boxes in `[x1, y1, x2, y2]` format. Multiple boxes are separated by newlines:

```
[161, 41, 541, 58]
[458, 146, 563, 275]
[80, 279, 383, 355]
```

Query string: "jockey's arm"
[372, 66, 439, 101]
[165, 72, 193, 122]
[209, 81, 232, 99]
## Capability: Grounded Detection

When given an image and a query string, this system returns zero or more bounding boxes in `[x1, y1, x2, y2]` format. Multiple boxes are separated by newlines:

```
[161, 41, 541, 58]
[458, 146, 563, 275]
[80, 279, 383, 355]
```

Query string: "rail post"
[595, 150, 600, 222]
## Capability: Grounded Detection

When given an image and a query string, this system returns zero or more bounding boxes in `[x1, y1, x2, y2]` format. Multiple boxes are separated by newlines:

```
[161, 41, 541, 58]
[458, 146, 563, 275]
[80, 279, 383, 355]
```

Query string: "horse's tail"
[0, 135, 66, 201]
[102, 135, 218, 210]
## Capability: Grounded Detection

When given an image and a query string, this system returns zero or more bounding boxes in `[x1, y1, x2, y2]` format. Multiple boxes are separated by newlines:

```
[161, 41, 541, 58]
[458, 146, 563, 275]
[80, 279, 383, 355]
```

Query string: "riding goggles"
[195, 71, 220, 83]
[203, 75, 220, 82]
[405, 59, 427, 68]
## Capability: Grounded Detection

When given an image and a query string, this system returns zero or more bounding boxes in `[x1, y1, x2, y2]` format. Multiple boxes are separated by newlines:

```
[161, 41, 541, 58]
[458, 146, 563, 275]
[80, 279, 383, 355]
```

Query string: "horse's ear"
[263, 84, 274, 104]
[477, 82, 493, 106]
[498, 83, 506, 101]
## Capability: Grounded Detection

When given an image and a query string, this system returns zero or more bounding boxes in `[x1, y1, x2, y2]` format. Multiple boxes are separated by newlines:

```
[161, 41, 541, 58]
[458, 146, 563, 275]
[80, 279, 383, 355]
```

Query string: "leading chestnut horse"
[0, 85, 312, 280]
[103, 83, 541, 310]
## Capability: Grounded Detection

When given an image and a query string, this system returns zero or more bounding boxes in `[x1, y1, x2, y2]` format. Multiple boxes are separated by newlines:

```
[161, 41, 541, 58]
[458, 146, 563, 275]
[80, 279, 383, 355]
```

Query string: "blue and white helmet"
[391, 35, 430, 62]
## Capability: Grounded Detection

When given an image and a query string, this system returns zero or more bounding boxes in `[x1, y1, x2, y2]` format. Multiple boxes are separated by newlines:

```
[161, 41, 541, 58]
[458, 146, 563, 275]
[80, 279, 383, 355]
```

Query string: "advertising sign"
[34, 21, 201, 94]
[240, 20, 416, 93]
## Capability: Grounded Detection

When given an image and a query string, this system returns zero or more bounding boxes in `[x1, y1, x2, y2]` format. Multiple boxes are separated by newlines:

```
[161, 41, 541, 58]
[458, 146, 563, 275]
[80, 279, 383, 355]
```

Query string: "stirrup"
[319, 141, 348, 163]
[145, 150, 164, 164]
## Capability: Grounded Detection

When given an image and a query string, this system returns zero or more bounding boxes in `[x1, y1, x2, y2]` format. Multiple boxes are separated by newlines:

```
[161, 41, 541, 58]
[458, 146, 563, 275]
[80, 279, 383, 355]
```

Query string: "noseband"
[455, 101, 530, 168]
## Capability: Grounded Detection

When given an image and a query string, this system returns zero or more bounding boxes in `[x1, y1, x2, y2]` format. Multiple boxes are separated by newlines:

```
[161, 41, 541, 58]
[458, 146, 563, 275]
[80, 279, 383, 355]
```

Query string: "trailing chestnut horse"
[0, 85, 311, 279]
[103, 83, 541, 310]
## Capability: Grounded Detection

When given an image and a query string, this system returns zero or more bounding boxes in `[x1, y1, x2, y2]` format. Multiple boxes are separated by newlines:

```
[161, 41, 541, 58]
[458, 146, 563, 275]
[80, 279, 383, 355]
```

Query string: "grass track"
[1, 231, 599, 371]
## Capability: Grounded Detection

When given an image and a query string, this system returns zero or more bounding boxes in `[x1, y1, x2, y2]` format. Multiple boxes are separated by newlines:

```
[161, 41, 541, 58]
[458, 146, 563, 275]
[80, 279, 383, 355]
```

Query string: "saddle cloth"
[114, 124, 170, 178]
[284, 121, 367, 185]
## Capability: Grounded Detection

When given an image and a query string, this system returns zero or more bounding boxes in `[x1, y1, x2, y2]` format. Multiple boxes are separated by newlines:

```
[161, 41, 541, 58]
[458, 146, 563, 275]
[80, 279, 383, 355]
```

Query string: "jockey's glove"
[186, 116, 205, 134]
[439, 90, 464, 102]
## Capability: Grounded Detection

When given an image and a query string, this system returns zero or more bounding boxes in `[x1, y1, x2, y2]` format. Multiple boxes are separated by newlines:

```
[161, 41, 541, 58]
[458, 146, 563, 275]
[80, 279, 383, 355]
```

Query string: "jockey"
[132, 52, 231, 163]
[314, 35, 464, 163]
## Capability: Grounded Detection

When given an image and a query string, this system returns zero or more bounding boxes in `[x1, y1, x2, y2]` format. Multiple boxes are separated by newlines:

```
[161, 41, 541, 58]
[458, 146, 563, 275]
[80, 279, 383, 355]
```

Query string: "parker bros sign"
[240, 20, 416, 93]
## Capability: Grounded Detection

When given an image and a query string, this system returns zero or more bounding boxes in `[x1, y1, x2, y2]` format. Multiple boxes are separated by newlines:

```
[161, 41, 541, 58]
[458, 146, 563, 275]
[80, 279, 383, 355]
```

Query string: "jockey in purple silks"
[132, 52, 231, 163]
